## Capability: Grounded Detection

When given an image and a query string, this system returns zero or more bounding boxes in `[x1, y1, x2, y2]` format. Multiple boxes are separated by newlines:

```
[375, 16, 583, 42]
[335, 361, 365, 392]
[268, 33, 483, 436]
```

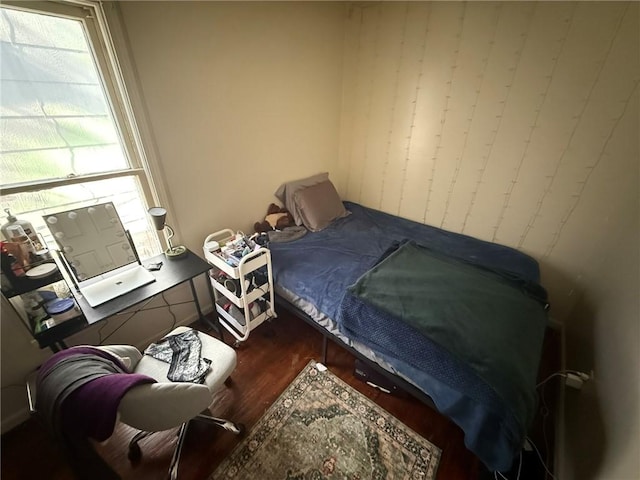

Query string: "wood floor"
[0, 310, 558, 480]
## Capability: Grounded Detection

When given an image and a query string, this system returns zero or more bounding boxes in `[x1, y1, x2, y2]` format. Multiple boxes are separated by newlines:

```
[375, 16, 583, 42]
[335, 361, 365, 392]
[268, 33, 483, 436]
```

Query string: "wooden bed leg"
[322, 335, 328, 365]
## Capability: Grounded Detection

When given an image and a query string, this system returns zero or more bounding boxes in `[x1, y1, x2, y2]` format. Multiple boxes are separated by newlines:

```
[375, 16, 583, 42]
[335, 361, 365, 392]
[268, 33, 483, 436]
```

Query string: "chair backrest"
[117, 381, 212, 432]
[29, 326, 236, 436]
[27, 344, 214, 434]
[99, 344, 215, 432]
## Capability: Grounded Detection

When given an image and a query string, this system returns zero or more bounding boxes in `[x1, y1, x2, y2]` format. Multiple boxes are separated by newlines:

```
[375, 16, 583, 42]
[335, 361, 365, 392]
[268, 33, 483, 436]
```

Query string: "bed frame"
[267, 200, 550, 472]
[275, 293, 438, 410]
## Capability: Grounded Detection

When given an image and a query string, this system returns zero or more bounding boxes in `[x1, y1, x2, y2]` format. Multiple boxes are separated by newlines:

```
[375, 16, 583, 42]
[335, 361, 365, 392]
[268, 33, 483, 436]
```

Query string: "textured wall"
[561, 202, 639, 479]
[338, 1, 639, 318]
[117, 1, 346, 245]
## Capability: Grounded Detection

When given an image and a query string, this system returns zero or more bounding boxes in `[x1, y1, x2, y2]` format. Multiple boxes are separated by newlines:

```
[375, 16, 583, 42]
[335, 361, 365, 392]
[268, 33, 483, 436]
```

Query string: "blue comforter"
[270, 201, 547, 471]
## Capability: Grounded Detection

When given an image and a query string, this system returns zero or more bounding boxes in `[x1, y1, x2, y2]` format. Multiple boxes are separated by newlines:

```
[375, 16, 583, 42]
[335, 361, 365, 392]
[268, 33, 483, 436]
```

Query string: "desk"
[35, 249, 219, 351]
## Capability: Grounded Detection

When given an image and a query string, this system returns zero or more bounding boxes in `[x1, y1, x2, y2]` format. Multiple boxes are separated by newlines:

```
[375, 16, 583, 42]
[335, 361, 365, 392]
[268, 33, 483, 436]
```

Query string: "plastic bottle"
[26, 299, 47, 323]
[1, 209, 42, 250]
[5, 224, 37, 266]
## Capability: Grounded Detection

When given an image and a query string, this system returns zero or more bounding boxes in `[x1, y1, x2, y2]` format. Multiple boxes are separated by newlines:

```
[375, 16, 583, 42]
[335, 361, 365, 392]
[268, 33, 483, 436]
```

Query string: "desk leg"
[189, 277, 204, 320]
[190, 277, 224, 341]
[48, 339, 68, 353]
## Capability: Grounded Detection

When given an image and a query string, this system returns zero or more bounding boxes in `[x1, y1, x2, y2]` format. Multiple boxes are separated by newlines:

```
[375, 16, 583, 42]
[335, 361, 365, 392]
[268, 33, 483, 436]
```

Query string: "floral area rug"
[211, 361, 441, 479]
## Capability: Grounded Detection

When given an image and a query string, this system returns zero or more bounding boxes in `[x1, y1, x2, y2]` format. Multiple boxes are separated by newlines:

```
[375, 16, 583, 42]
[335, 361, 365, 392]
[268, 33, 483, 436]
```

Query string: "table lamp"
[148, 206, 187, 259]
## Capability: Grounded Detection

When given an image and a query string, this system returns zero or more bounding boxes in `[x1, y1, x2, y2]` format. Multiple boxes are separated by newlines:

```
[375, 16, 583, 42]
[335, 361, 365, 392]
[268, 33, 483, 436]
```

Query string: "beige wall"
[561, 187, 638, 479]
[115, 1, 346, 249]
[338, 2, 639, 478]
[338, 2, 638, 320]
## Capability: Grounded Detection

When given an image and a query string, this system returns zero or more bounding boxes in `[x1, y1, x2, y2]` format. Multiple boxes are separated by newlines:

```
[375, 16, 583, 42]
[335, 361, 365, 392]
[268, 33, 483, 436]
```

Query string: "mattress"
[269, 201, 548, 472]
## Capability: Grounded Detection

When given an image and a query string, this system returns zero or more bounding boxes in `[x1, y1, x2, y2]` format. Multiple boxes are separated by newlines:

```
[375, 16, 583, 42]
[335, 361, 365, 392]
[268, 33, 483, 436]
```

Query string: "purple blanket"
[37, 346, 156, 441]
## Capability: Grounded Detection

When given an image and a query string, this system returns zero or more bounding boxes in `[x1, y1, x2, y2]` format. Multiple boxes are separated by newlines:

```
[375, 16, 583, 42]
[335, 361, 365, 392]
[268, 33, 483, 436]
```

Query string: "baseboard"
[554, 319, 567, 479]
[1, 407, 30, 435]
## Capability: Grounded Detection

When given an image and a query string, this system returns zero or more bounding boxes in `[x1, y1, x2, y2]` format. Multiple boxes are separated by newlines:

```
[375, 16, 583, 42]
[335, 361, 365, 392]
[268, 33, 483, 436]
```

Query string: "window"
[0, 1, 160, 259]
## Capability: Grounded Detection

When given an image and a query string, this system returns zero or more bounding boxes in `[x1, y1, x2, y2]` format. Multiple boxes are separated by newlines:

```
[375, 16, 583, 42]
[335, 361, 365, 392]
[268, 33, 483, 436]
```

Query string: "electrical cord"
[536, 369, 589, 388]
[98, 315, 133, 345]
[541, 386, 550, 466]
[251, 284, 269, 296]
[98, 296, 156, 344]
[516, 450, 522, 480]
[99, 293, 179, 344]
[534, 369, 585, 478]
[527, 436, 557, 480]
[538, 378, 555, 479]
[492, 369, 573, 480]
[161, 292, 177, 335]
[493, 451, 522, 480]
[536, 372, 567, 388]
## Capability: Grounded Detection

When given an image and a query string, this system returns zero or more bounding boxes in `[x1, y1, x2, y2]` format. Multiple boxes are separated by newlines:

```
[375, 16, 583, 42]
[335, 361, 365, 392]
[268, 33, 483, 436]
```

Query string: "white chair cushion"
[117, 327, 237, 432]
[98, 344, 142, 371]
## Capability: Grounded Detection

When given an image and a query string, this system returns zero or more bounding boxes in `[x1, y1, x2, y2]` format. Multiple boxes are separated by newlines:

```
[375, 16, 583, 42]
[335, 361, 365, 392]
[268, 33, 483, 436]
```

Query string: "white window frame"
[1, 0, 165, 253]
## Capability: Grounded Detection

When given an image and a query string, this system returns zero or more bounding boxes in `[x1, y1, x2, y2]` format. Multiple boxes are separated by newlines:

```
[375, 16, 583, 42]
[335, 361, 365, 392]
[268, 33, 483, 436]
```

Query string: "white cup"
[205, 240, 220, 253]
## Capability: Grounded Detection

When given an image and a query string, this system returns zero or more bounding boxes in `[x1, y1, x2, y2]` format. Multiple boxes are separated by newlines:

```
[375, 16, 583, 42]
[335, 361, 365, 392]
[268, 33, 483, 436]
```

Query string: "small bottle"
[1, 209, 42, 251]
[12, 254, 25, 276]
[26, 299, 47, 323]
[6, 225, 37, 268]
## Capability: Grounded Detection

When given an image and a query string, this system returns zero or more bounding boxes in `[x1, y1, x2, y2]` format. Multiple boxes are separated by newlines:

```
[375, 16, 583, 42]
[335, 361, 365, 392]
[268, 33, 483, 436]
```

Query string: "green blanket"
[347, 241, 548, 429]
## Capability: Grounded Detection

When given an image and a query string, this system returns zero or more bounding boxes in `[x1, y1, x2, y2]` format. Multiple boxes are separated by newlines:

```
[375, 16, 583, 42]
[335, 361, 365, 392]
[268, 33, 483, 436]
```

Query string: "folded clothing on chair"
[144, 329, 211, 383]
[37, 346, 156, 441]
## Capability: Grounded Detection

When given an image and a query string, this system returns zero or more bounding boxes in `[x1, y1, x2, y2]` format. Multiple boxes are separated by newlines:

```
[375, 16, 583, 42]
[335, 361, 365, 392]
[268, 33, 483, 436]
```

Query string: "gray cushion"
[294, 180, 349, 232]
[274, 172, 328, 226]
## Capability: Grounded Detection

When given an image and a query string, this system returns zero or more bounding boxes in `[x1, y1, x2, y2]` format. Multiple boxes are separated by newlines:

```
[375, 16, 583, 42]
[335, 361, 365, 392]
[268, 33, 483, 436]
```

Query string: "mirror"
[44, 203, 136, 281]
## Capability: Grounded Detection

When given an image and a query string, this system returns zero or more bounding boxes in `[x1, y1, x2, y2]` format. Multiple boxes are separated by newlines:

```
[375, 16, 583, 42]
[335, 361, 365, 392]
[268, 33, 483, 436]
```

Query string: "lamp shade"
[148, 207, 167, 231]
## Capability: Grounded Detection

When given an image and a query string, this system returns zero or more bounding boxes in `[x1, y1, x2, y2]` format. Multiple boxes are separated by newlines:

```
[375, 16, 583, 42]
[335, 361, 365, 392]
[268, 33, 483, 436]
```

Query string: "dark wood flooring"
[1, 310, 559, 480]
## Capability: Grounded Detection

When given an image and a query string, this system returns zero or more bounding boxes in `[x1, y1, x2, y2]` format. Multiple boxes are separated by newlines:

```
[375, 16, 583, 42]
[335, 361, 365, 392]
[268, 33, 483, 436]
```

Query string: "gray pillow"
[274, 172, 329, 226]
[294, 180, 349, 232]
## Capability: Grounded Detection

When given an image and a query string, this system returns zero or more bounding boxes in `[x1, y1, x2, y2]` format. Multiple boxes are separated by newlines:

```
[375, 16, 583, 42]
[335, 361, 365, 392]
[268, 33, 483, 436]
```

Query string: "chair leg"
[128, 430, 155, 461]
[195, 413, 245, 435]
[131, 416, 242, 479]
[168, 422, 189, 480]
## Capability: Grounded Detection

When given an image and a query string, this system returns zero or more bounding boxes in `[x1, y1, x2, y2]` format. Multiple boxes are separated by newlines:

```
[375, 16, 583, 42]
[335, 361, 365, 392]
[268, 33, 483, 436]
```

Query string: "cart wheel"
[236, 423, 246, 436]
[233, 340, 242, 349]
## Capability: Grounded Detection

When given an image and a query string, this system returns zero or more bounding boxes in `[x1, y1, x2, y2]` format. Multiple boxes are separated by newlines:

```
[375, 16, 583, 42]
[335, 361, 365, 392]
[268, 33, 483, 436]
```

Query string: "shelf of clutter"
[202, 229, 276, 344]
[1, 210, 84, 349]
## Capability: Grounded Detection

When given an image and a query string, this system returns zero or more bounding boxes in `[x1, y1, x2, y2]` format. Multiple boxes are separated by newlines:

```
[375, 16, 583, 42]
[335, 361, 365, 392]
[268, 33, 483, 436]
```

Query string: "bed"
[267, 177, 549, 472]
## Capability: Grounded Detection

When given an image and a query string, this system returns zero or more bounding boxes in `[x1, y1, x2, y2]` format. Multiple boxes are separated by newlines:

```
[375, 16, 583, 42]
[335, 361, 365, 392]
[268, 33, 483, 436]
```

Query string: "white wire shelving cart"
[202, 229, 276, 345]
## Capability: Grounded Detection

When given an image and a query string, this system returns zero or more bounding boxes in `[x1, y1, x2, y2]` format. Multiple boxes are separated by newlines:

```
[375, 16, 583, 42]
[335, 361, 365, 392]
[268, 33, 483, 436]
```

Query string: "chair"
[28, 326, 244, 480]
